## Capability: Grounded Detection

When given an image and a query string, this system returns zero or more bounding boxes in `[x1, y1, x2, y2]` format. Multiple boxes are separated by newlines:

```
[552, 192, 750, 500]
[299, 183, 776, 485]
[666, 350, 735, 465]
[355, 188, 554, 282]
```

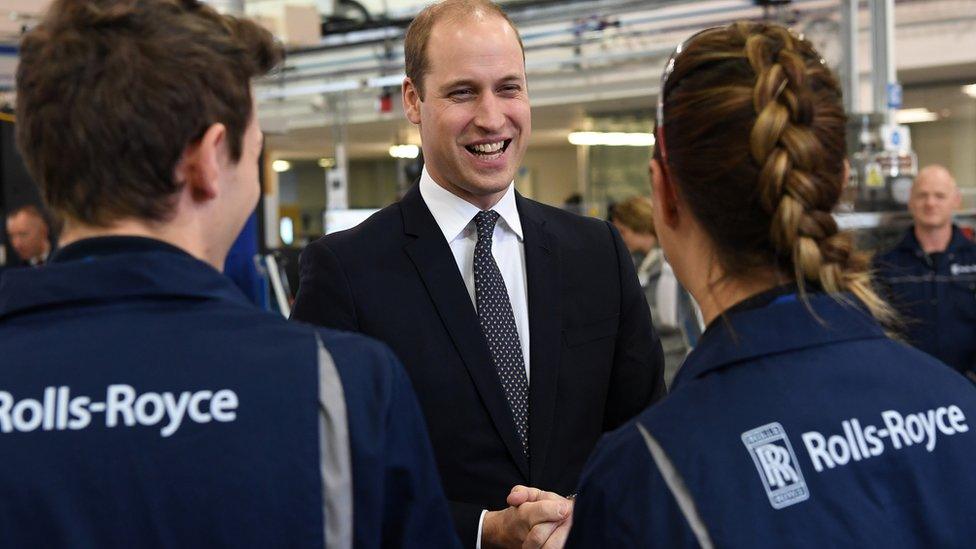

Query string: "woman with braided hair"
[565, 22, 976, 548]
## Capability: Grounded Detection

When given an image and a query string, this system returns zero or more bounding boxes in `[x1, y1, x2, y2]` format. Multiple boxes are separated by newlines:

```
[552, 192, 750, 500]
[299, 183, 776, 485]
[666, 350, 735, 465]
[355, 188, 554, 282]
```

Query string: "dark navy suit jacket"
[292, 185, 666, 543]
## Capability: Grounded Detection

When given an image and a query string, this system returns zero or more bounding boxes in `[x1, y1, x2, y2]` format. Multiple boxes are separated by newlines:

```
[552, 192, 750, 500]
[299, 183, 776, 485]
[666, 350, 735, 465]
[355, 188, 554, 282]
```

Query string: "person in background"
[875, 165, 976, 380]
[611, 195, 701, 385]
[2, 1, 458, 547]
[566, 22, 976, 547]
[291, 0, 666, 546]
[5, 204, 51, 266]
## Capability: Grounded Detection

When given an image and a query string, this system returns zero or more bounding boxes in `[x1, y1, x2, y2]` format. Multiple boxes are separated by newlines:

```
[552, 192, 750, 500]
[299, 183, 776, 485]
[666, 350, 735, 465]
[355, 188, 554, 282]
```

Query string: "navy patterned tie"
[473, 210, 530, 457]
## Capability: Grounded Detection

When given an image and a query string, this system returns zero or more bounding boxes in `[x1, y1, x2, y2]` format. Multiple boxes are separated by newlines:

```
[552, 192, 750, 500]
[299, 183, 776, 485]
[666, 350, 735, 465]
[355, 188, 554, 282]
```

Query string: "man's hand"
[481, 485, 571, 549]
[507, 486, 573, 549]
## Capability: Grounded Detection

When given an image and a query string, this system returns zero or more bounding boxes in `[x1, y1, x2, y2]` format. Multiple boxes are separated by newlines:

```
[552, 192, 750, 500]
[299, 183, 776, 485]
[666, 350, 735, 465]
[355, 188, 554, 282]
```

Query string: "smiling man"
[291, 1, 666, 547]
[876, 165, 976, 378]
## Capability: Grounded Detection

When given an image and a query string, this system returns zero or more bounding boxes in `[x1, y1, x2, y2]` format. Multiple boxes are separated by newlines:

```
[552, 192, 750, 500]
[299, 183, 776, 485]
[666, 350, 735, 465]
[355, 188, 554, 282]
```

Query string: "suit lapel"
[400, 186, 531, 480]
[517, 194, 561, 485]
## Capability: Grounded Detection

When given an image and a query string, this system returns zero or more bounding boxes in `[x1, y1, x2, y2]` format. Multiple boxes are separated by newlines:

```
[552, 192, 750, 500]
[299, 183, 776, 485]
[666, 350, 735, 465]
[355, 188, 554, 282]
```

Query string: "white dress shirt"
[418, 168, 531, 381]
[418, 167, 530, 548]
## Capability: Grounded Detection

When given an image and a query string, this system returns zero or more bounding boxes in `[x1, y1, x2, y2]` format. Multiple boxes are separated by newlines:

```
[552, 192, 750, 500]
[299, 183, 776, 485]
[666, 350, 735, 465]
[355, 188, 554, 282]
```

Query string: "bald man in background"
[876, 165, 976, 379]
[5, 204, 51, 266]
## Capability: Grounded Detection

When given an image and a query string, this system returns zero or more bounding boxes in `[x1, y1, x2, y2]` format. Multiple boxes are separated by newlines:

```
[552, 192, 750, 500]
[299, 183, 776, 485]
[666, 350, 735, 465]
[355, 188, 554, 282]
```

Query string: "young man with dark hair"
[1, 1, 458, 547]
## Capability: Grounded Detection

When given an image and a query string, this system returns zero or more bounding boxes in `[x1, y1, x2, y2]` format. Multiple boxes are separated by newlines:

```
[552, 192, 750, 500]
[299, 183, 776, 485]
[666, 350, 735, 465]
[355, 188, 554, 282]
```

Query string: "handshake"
[482, 485, 575, 549]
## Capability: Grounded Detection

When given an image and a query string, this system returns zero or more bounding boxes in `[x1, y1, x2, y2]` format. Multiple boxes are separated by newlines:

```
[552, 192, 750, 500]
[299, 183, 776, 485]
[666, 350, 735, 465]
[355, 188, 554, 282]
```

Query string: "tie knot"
[474, 210, 500, 241]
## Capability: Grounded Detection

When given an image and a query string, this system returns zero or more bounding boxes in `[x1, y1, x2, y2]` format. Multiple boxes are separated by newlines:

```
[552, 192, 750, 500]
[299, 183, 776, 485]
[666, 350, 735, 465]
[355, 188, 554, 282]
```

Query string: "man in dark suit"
[292, 1, 666, 546]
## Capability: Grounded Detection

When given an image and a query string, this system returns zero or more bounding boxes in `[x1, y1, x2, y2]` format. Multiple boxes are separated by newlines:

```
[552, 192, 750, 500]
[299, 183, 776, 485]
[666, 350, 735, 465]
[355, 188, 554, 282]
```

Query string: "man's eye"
[450, 89, 474, 99]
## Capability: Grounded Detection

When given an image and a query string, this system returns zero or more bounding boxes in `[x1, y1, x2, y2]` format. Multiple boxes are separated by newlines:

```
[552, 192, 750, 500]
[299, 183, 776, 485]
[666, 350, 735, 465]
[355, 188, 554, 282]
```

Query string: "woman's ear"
[651, 158, 680, 229]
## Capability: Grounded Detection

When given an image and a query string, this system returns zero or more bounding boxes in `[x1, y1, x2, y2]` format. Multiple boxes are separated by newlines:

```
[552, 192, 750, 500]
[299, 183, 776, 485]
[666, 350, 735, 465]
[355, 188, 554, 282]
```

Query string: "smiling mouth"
[465, 139, 512, 160]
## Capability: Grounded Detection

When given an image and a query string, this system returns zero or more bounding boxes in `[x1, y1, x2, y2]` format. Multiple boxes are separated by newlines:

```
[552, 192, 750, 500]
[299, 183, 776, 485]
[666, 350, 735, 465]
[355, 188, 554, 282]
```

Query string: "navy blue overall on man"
[567, 289, 976, 548]
[876, 226, 976, 377]
[0, 237, 458, 548]
[875, 165, 976, 378]
[4, 1, 460, 546]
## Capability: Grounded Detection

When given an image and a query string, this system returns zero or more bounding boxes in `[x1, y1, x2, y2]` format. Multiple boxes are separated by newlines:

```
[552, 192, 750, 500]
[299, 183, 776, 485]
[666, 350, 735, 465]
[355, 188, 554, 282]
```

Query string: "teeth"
[471, 141, 504, 154]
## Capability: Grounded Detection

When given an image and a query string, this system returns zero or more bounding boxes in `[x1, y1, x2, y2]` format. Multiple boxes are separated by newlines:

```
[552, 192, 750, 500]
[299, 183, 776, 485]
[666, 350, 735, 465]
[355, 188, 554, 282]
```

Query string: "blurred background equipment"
[5, 0, 976, 304]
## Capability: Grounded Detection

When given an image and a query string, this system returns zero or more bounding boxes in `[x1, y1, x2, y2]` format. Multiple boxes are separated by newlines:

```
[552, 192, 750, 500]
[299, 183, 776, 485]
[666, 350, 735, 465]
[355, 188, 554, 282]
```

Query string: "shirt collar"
[418, 166, 523, 242]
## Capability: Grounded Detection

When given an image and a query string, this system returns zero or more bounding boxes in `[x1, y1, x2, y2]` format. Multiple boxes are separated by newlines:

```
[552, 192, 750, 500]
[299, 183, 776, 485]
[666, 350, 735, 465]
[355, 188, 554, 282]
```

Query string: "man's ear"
[174, 123, 226, 202]
[651, 158, 680, 229]
[403, 77, 422, 125]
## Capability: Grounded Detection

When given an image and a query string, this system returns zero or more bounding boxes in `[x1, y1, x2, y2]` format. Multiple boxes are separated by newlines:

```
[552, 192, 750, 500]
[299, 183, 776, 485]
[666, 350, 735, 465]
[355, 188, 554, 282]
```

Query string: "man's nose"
[472, 94, 506, 132]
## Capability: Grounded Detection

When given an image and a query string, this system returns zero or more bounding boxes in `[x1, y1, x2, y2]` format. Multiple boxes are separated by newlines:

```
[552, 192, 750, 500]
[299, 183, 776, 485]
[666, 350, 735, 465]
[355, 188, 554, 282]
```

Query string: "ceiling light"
[895, 108, 938, 124]
[568, 131, 655, 147]
[389, 144, 420, 159]
[318, 157, 336, 169]
[963, 84, 976, 99]
[271, 159, 292, 172]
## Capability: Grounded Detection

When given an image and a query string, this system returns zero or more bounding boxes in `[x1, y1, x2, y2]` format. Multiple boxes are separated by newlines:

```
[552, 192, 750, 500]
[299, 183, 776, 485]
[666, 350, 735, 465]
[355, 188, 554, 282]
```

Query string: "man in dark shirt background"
[876, 165, 976, 380]
[5, 204, 51, 266]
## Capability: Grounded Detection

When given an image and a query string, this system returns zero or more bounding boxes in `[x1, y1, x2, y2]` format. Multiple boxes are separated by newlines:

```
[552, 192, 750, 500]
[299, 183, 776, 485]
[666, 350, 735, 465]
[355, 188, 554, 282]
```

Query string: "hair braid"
[659, 21, 894, 325]
[737, 23, 895, 323]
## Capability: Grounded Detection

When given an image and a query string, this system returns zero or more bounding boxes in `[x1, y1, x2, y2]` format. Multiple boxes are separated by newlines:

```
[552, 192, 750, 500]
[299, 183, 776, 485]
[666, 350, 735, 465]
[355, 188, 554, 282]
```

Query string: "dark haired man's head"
[16, 0, 281, 266]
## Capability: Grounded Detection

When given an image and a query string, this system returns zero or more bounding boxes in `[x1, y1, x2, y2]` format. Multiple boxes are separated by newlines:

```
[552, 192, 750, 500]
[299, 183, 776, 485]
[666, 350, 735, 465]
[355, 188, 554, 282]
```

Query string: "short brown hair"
[404, 0, 524, 99]
[657, 22, 891, 323]
[6, 204, 43, 222]
[16, 0, 282, 226]
[611, 196, 656, 236]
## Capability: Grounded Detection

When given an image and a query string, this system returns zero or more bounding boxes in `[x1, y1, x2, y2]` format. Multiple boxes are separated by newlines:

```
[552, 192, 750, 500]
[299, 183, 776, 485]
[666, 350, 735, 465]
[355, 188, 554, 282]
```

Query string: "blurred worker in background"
[1, 0, 457, 547]
[611, 196, 701, 385]
[567, 22, 976, 547]
[875, 165, 976, 380]
[5, 204, 51, 266]
[292, 0, 666, 547]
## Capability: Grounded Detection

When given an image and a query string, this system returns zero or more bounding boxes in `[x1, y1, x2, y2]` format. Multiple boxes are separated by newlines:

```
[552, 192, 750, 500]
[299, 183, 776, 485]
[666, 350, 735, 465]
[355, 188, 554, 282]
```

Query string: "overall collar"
[672, 289, 886, 390]
[0, 236, 249, 319]
[899, 224, 973, 255]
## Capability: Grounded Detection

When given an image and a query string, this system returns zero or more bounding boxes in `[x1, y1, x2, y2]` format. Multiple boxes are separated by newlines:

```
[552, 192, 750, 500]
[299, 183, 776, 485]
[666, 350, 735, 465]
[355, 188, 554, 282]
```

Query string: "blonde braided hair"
[658, 22, 893, 324]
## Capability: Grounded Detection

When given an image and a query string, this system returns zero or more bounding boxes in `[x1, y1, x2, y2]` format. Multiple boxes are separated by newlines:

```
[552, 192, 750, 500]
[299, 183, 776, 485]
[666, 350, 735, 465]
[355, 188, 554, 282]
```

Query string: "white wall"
[520, 145, 578, 207]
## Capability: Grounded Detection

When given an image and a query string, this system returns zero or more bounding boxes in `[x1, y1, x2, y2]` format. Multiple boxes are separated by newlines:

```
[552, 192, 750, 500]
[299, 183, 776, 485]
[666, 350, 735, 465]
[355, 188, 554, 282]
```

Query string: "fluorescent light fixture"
[318, 157, 336, 169]
[963, 84, 976, 99]
[367, 74, 407, 88]
[279, 217, 294, 246]
[271, 159, 292, 172]
[257, 80, 360, 100]
[568, 131, 655, 147]
[895, 108, 938, 124]
[389, 144, 420, 159]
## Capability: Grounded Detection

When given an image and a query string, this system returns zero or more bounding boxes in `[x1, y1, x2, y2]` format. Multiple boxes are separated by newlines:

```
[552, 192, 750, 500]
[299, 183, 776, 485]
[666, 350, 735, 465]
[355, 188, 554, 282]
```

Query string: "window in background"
[905, 83, 976, 208]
